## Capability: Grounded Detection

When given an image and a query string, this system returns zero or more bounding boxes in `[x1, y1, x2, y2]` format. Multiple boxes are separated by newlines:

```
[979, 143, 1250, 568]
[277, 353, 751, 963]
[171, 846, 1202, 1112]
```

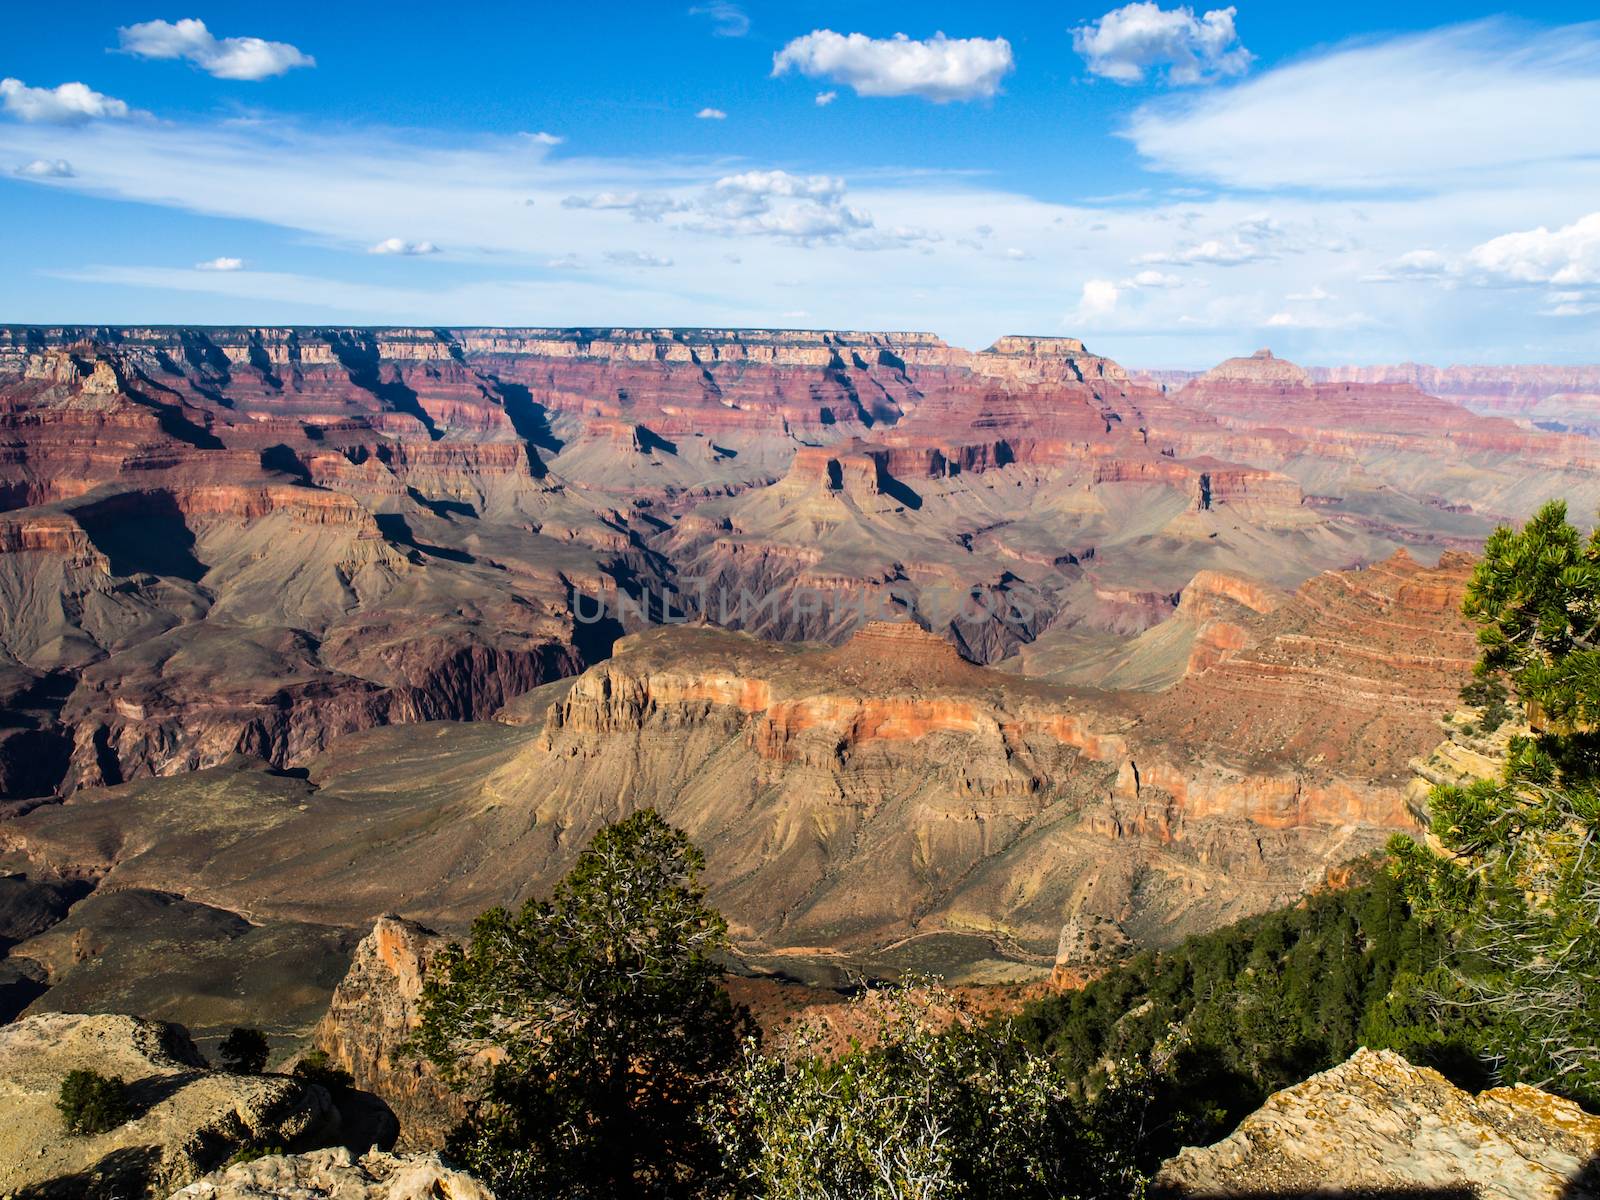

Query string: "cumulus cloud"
[562, 191, 688, 222]
[696, 107, 727, 120]
[772, 30, 1014, 102]
[1126, 20, 1600, 190]
[689, 169, 885, 243]
[689, 2, 749, 38]
[1076, 278, 1121, 317]
[605, 250, 674, 268]
[525, 131, 563, 146]
[118, 18, 314, 81]
[195, 256, 244, 271]
[1074, 3, 1252, 86]
[369, 237, 438, 255]
[1465, 211, 1600, 287]
[815, 90, 838, 106]
[14, 158, 74, 178]
[1, 79, 131, 124]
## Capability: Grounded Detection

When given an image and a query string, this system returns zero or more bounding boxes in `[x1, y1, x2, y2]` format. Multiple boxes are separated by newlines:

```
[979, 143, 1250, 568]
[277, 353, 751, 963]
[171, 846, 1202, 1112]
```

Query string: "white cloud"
[0, 79, 131, 124]
[696, 107, 728, 120]
[369, 237, 438, 256]
[562, 191, 688, 221]
[1004, 247, 1032, 260]
[1286, 285, 1332, 301]
[544, 255, 583, 269]
[1139, 237, 1271, 266]
[689, 2, 749, 38]
[1073, 3, 1252, 86]
[15, 158, 74, 178]
[693, 169, 881, 243]
[1373, 249, 1452, 280]
[605, 250, 674, 268]
[1127, 269, 1183, 287]
[118, 18, 314, 81]
[772, 31, 1014, 102]
[526, 131, 563, 146]
[1465, 211, 1600, 286]
[195, 256, 244, 271]
[815, 90, 838, 106]
[1126, 20, 1600, 190]
[716, 170, 843, 201]
[1076, 278, 1121, 318]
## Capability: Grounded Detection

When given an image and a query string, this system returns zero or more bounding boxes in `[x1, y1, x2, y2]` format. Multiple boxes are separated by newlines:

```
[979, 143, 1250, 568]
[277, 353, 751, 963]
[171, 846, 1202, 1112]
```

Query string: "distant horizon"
[4, 321, 1597, 374]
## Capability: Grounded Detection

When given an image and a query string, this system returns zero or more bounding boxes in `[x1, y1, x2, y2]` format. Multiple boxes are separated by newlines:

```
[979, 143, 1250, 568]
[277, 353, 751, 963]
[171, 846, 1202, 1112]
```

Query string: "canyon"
[0, 324, 1588, 1044]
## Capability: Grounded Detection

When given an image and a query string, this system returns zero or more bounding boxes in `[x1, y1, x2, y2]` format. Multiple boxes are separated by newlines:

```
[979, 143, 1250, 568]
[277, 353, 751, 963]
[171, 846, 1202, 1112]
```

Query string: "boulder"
[168, 1146, 494, 1199]
[1155, 1047, 1600, 1199]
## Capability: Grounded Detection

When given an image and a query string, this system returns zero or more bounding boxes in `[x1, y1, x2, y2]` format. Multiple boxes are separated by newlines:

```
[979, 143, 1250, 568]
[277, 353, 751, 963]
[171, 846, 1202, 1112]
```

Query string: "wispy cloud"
[195, 256, 245, 271]
[370, 237, 439, 256]
[1125, 20, 1600, 190]
[689, 2, 749, 38]
[696, 107, 727, 120]
[14, 157, 74, 178]
[605, 250, 674, 268]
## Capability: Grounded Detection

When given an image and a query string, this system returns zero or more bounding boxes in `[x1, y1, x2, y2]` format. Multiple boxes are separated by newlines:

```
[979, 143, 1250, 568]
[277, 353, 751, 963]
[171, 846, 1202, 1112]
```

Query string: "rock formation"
[311, 916, 460, 1150]
[2, 328, 1585, 803]
[0, 1012, 337, 1198]
[1155, 1048, 1600, 1199]
[170, 1147, 495, 1200]
[0, 550, 1475, 1025]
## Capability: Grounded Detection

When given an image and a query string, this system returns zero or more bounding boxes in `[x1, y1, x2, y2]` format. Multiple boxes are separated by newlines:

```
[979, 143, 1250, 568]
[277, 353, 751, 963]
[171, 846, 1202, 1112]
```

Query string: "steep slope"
[0, 551, 1474, 1016]
[1, 329, 1587, 802]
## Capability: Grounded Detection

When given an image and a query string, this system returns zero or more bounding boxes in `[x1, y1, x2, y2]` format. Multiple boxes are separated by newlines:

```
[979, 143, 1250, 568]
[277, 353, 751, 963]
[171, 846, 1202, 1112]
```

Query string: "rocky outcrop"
[312, 916, 461, 1150]
[170, 1147, 494, 1200]
[0, 1012, 338, 1199]
[1155, 1048, 1600, 1199]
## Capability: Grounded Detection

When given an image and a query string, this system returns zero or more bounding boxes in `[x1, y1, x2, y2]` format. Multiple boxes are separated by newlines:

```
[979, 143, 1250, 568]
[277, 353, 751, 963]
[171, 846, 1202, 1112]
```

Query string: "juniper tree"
[1392, 499, 1600, 1104]
[413, 809, 751, 1200]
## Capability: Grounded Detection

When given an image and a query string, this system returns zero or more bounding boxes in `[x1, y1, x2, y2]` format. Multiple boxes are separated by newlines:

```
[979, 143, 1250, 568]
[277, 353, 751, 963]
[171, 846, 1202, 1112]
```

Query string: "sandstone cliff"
[311, 915, 461, 1150]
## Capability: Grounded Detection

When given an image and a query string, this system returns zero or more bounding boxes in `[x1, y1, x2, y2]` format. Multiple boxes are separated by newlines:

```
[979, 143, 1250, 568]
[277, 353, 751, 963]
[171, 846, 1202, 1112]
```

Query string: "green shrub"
[57, 1069, 133, 1136]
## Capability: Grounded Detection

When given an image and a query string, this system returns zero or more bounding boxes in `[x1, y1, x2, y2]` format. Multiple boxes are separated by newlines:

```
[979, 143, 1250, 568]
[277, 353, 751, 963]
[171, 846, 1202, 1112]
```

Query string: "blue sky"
[2, 2, 1599, 366]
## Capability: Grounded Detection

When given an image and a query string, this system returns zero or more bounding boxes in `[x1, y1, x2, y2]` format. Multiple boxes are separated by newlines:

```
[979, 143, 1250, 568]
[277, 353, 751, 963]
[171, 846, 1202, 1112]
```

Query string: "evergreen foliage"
[1392, 499, 1600, 1104]
[414, 809, 753, 1200]
[56, 1069, 133, 1136]
[1015, 866, 1475, 1159]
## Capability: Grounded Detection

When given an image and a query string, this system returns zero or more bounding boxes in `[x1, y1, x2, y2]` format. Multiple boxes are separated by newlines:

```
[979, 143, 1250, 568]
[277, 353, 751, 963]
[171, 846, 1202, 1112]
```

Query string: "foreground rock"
[1155, 1048, 1600, 1199]
[169, 1147, 494, 1200]
[0, 1012, 337, 1198]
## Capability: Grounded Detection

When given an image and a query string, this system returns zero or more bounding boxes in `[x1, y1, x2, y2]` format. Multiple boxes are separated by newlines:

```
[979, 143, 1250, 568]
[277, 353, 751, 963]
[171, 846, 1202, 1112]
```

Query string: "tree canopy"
[1393, 498, 1600, 1104]
[414, 809, 752, 1199]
